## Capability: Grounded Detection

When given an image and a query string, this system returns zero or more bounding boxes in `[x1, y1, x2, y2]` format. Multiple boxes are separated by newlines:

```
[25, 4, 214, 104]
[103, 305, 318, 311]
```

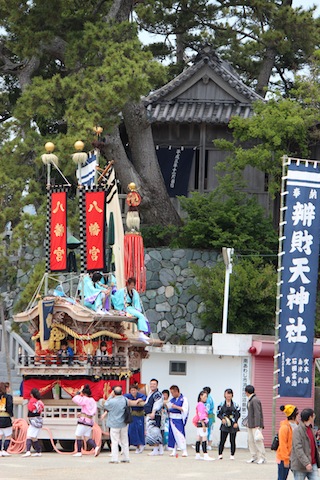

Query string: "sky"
[292, 0, 319, 12]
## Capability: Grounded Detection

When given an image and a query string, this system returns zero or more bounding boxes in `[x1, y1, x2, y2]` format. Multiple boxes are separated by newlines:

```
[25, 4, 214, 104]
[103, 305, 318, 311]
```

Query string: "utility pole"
[222, 247, 234, 334]
[0, 303, 12, 387]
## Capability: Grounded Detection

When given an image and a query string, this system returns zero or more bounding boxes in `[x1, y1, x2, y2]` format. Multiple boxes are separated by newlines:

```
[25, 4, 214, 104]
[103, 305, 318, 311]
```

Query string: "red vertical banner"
[85, 190, 106, 271]
[50, 191, 67, 271]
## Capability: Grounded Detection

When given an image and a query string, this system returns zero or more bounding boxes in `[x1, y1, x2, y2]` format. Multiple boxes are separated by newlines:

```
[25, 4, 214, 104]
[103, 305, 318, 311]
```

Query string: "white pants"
[110, 425, 129, 462]
[247, 427, 266, 461]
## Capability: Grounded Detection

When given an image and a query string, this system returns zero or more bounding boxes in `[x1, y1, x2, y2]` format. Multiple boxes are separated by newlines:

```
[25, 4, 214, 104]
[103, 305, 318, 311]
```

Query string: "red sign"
[85, 191, 106, 271]
[50, 191, 67, 271]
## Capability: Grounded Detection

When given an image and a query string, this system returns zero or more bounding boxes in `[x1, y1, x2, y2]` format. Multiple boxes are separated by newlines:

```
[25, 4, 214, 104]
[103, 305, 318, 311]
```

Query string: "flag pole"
[273, 155, 289, 436]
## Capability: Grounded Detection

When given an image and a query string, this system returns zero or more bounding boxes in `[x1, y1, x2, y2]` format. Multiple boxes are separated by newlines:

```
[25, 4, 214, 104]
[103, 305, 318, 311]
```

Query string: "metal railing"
[0, 320, 35, 368]
[19, 354, 127, 368]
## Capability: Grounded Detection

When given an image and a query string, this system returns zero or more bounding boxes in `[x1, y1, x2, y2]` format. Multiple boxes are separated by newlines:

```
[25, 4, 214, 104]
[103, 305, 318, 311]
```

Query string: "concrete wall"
[141, 334, 253, 448]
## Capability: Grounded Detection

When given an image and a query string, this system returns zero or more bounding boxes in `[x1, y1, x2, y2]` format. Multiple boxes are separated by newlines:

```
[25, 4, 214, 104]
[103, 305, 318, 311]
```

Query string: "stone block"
[168, 295, 178, 306]
[173, 265, 181, 276]
[156, 302, 171, 312]
[148, 250, 163, 261]
[147, 259, 162, 272]
[186, 322, 194, 335]
[186, 300, 198, 314]
[165, 285, 175, 298]
[193, 328, 205, 341]
[159, 269, 176, 286]
[156, 294, 166, 304]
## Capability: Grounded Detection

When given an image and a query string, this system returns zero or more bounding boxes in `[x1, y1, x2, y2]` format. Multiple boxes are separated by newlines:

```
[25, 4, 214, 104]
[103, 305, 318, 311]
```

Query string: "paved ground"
[0, 445, 295, 480]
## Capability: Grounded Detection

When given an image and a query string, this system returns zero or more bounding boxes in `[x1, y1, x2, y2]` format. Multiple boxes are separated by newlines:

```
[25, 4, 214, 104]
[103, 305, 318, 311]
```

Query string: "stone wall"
[141, 248, 218, 345]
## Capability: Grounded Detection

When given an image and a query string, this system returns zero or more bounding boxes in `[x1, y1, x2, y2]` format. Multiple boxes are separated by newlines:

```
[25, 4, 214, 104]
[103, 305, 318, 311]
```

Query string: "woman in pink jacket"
[72, 384, 100, 457]
[193, 390, 214, 461]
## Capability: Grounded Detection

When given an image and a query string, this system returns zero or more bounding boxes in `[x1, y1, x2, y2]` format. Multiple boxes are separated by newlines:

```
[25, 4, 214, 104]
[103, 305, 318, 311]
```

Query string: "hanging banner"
[157, 147, 194, 197]
[278, 160, 320, 397]
[85, 190, 106, 271]
[50, 191, 67, 271]
[38, 299, 54, 351]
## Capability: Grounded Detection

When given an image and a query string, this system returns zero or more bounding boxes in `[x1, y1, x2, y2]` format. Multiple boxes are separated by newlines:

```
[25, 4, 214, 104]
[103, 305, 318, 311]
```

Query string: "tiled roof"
[146, 100, 253, 124]
[145, 54, 262, 104]
[144, 51, 263, 124]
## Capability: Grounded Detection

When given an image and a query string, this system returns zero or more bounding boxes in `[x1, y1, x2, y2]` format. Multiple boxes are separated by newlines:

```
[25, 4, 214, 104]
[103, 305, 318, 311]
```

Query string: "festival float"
[13, 137, 161, 450]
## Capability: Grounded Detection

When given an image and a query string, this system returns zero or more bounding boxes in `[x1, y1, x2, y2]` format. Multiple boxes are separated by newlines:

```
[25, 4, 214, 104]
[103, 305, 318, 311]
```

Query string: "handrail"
[0, 320, 35, 368]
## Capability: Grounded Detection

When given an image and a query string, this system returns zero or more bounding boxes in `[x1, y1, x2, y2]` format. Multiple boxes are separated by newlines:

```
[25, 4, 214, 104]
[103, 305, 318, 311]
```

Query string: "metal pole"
[272, 155, 288, 436]
[222, 265, 230, 334]
[0, 303, 12, 387]
[44, 272, 49, 295]
[222, 247, 233, 335]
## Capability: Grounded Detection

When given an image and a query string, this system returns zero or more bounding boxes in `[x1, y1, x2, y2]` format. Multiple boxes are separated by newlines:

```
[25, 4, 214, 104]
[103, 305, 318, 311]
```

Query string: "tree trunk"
[255, 46, 277, 98]
[103, 102, 182, 226]
[102, 0, 182, 227]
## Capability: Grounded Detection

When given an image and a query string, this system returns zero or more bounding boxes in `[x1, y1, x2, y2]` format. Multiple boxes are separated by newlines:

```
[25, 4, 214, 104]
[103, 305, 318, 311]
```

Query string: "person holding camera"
[102, 386, 130, 464]
[217, 388, 241, 460]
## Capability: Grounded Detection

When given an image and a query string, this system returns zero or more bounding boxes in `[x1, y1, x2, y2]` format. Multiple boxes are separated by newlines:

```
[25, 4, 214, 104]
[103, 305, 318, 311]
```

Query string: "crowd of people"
[1, 379, 320, 479]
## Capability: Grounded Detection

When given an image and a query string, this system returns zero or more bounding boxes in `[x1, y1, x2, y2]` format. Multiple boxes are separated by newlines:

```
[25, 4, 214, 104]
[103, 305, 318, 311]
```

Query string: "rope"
[8, 418, 102, 455]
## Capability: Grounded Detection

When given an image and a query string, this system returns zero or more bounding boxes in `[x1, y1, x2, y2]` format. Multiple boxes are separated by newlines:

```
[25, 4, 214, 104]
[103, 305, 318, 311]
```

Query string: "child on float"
[22, 388, 44, 457]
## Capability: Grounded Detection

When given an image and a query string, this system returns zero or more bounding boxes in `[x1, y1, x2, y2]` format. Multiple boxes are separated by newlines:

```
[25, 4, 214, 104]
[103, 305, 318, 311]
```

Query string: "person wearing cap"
[276, 404, 299, 480]
[217, 388, 241, 460]
[291, 408, 320, 480]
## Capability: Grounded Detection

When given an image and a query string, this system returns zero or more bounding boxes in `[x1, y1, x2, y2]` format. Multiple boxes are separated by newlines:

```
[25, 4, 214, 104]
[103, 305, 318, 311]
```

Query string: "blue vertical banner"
[278, 160, 320, 397]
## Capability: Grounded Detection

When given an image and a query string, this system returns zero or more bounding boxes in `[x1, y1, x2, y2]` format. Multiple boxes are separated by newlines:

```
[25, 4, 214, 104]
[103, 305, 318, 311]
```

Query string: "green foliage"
[190, 257, 276, 334]
[176, 187, 278, 255]
[214, 97, 318, 195]
[141, 224, 179, 248]
[136, 1, 320, 93]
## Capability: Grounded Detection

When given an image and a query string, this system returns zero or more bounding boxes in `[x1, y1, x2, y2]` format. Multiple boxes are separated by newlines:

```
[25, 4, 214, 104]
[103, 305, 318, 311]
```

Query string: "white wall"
[141, 342, 250, 449]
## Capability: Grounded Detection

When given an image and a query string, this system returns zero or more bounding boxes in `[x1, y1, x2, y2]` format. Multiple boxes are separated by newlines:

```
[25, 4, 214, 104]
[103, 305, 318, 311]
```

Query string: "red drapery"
[124, 233, 146, 293]
[23, 375, 141, 401]
[50, 191, 67, 271]
[85, 190, 106, 271]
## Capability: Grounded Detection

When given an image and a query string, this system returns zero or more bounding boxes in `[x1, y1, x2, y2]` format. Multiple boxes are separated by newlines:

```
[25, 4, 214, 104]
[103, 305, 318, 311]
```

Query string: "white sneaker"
[158, 445, 164, 455]
[257, 458, 266, 464]
[230, 455, 235, 460]
[31, 452, 42, 457]
[182, 450, 188, 457]
[218, 454, 223, 460]
[73, 452, 82, 457]
[207, 445, 212, 451]
[169, 450, 176, 457]
[246, 458, 256, 463]
[135, 446, 144, 454]
[148, 448, 159, 456]
[2, 451, 11, 457]
[94, 446, 101, 457]
[22, 451, 31, 457]
[195, 453, 202, 460]
[203, 454, 214, 461]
